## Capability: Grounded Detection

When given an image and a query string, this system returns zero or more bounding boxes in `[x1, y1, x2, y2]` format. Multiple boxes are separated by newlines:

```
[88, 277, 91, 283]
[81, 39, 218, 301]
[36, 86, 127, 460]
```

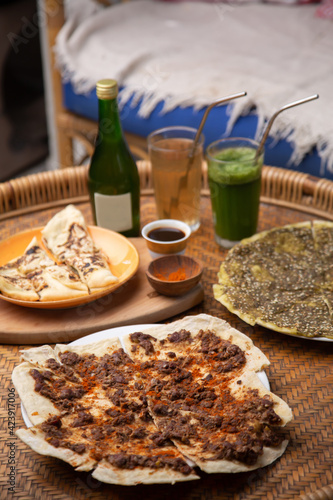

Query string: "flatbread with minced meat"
[13, 314, 292, 485]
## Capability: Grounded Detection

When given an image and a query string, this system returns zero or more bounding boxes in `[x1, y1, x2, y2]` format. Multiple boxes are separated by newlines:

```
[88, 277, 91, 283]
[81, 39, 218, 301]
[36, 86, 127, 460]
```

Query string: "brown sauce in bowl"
[147, 227, 186, 242]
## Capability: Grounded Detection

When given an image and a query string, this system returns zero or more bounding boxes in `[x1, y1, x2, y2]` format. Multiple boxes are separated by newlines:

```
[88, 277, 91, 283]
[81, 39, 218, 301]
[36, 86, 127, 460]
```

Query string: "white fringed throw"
[55, 0, 333, 174]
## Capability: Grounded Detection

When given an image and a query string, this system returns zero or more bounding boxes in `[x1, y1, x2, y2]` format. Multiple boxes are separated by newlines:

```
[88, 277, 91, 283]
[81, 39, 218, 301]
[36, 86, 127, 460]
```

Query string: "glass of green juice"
[206, 138, 263, 248]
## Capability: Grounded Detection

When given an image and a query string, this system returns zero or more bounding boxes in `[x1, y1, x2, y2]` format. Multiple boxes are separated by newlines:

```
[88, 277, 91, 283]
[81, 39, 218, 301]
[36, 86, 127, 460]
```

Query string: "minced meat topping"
[29, 329, 286, 472]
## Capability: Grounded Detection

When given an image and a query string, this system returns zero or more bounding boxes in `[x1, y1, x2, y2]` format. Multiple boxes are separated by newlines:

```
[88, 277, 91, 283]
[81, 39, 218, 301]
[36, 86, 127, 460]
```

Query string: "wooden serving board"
[0, 238, 204, 345]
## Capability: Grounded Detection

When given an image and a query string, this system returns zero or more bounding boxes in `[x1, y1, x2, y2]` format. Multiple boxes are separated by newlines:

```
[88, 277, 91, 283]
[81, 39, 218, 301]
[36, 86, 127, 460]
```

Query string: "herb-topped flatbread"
[214, 221, 333, 339]
[13, 314, 292, 485]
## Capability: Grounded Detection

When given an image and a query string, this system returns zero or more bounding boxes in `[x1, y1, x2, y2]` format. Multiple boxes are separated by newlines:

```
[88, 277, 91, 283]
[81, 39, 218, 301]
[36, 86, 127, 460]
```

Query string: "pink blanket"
[316, 0, 333, 18]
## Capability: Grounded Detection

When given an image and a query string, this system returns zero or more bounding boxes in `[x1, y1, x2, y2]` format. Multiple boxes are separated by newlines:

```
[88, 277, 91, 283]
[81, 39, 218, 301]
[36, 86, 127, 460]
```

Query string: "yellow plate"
[0, 226, 139, 309]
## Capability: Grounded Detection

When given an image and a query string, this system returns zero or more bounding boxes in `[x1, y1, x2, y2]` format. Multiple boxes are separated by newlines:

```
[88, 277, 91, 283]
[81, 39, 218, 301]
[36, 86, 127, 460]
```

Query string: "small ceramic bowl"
[141, 219, 192, 259]
[146, 255, 203, 296]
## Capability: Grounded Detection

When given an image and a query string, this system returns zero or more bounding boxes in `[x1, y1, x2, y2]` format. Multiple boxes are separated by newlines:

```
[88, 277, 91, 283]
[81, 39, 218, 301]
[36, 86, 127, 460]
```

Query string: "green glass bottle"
[88, 79, 140, 237]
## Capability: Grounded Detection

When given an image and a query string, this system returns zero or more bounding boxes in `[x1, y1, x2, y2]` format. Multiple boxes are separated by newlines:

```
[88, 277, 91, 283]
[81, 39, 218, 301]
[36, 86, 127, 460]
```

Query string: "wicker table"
[0, 164, 332, 500]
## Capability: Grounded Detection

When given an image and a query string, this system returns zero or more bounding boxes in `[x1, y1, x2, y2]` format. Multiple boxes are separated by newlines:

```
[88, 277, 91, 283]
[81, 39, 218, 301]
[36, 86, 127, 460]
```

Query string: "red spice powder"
[155, 267, 187, 282]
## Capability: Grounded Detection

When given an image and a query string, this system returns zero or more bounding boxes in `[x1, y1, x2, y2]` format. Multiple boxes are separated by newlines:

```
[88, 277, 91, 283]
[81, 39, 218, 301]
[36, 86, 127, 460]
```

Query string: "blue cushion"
[63, 81, 325, 179]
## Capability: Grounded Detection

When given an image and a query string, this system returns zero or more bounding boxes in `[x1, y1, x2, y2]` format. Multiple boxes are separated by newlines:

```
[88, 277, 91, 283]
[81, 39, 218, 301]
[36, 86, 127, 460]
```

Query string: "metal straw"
[189, 91, 247, 159]
[255, 94, 319, 161]
[168, 91, 247, 217]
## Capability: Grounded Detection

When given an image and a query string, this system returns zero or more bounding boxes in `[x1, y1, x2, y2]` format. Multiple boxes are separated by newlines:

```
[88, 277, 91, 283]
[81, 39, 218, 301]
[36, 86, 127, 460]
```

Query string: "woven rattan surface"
[0, 166, 332, 499]
[1, 162, 333, 222]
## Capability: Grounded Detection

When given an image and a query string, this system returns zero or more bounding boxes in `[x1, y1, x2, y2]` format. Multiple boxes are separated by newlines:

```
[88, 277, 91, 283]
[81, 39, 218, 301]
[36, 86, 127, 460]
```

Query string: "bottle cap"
[96, 79, 118, 99]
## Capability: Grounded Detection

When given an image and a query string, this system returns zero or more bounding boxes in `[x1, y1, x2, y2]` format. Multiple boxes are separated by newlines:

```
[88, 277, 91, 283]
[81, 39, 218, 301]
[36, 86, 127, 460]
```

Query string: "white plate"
[21, 323, 270, 427]
[274, 330, 333, 342]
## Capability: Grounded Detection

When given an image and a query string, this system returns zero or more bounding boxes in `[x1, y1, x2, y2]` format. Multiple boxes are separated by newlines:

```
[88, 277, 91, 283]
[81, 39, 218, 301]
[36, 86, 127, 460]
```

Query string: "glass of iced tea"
[148, 126, 204, 232]
[206, 137, 263, 248]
